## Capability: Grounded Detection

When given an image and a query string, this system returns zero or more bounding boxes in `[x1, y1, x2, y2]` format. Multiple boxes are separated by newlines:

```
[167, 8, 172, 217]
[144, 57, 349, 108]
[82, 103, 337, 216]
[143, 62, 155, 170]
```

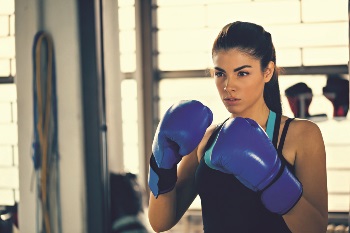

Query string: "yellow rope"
[35, 32, 53, 233]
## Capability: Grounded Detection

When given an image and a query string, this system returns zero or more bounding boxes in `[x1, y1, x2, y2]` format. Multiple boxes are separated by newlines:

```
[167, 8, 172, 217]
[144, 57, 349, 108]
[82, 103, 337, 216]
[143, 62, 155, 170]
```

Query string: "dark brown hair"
[212, 21, 282, 114]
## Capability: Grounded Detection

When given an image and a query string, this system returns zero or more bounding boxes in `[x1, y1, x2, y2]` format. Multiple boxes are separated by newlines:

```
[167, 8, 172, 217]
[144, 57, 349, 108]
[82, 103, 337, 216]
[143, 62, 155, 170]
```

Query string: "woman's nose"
[224, 75, 236, 92]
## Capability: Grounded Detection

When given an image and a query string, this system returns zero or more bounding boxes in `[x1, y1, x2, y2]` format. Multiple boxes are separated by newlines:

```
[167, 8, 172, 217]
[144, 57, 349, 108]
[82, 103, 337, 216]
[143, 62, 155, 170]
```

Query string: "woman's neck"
[230, 104, 270, 130]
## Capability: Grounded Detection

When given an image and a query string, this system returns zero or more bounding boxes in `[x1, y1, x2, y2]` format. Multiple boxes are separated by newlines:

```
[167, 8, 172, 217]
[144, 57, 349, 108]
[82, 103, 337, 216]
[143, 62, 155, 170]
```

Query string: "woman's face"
[212, 49, 273, 117]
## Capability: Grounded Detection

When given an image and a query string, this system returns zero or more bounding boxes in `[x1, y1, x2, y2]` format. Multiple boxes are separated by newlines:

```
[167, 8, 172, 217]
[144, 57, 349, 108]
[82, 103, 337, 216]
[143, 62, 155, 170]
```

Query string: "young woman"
[148, 21, 328, 233]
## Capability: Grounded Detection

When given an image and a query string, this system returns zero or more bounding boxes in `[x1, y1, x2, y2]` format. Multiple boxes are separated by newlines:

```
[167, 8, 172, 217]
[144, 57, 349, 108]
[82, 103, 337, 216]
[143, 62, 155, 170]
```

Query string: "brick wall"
[0, 84, 19, 206]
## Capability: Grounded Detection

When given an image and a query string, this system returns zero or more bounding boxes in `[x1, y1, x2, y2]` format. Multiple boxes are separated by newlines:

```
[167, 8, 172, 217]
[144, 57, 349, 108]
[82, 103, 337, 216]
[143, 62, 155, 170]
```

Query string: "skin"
[148, 49, 328, 233]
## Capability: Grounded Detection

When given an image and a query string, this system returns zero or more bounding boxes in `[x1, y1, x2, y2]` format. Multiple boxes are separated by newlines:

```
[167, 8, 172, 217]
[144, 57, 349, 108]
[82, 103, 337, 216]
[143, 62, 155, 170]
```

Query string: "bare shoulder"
[285, 117, 326, 163]
[288, 117, 323, 140]
[197, 124, 219, 162]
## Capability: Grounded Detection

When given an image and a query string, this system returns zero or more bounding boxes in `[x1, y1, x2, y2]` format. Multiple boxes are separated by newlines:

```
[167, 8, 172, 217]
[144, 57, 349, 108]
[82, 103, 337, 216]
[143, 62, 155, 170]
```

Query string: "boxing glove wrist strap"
[260, 163, 303, 215]
[259, 162, 286, 194]
[149, 154, 177, 197]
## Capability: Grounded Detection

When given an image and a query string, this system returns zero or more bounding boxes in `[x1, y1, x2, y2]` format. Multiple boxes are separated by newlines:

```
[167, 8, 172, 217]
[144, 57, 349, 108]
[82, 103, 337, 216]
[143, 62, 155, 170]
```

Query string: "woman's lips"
[224, 97, 241, 106]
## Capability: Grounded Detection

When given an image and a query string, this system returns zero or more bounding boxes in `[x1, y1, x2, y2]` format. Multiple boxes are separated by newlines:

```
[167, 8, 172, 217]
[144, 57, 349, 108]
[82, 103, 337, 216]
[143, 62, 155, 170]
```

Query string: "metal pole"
[77, 0, 109, 232]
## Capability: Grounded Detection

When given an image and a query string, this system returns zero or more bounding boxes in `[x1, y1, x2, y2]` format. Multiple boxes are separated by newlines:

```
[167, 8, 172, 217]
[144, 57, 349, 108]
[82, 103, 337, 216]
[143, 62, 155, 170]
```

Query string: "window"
[0, 0, 18, 206]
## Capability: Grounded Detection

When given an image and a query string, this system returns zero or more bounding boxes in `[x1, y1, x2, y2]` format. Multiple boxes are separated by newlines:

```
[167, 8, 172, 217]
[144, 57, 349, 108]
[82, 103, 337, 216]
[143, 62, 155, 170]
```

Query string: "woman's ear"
[264, 61, 275, 83]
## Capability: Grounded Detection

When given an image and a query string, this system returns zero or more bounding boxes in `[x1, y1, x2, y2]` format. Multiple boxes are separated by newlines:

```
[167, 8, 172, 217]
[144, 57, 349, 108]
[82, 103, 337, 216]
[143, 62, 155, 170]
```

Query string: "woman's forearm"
[283, 196, 328, 233]
[148, 190, 177, 232]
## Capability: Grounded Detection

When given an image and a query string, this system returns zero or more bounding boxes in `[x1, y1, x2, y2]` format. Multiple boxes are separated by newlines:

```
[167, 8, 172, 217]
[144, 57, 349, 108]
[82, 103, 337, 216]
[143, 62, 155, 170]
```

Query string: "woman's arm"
[283, 120, 328, 232]
[148, 124, 217, 232]
[148, 148, 199, 232]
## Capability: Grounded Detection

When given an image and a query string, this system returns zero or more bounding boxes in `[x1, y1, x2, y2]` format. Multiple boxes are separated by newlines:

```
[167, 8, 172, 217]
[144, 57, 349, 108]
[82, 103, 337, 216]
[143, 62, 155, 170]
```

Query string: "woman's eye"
[238, 71, 248, 76]
[214, 72, 224, 77]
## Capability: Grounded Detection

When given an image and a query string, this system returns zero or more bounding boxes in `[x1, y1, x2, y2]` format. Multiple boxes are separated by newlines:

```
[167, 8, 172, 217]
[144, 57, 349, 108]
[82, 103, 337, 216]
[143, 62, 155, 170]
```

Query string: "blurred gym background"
[0, 0, 349, 232]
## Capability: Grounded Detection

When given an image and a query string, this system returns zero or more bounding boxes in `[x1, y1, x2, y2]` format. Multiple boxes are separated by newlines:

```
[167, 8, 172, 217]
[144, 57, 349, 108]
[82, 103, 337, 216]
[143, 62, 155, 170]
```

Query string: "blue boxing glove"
[208, 117, 302, 215]
[148, 100, 213, 198]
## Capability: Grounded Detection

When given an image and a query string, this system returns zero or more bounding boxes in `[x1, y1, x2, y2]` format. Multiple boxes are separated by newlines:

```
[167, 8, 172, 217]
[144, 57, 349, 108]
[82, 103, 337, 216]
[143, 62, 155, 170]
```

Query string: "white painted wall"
[15, 0, 86, 232]
[15, 0, 124, 231]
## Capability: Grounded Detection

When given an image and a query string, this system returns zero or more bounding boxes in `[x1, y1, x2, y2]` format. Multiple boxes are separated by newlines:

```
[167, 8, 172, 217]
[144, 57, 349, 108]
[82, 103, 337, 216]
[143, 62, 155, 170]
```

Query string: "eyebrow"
[214, 67, 226, 72]
[214, 65, 252, 73]
[234, 65, 252, 72]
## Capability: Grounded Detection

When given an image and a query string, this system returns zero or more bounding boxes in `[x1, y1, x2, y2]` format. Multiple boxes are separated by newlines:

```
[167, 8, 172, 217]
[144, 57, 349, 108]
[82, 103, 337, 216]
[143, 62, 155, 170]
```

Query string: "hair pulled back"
[212, 21, 282, 115]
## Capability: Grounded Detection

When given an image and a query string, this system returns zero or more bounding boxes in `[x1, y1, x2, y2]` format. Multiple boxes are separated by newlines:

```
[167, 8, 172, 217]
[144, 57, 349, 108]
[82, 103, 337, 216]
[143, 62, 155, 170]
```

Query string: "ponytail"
[264, 68, 282, 115]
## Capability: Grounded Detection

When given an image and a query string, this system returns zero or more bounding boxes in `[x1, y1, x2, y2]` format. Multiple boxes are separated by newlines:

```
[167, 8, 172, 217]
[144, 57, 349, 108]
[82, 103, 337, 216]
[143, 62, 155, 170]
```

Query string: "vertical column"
[135, 0, 159, 191]
[103, 0, 124, 174]
[77, 0, 110, 232]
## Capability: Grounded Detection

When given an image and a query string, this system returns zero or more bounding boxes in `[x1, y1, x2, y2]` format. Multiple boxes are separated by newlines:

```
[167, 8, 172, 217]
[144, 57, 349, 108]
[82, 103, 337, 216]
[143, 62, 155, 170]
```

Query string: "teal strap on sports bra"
[266, 110, 276, 141]
[204, 135, 218, 170]
[204, 110, 277, 169]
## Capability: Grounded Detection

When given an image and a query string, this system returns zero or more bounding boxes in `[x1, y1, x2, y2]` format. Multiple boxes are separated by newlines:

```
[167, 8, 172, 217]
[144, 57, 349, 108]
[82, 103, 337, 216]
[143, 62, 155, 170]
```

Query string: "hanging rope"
[32, 31, 62, 233]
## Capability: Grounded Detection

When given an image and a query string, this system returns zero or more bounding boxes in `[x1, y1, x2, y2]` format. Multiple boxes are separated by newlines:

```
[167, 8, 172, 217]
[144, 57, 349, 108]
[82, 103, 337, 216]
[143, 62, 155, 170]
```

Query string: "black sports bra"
[195, 112, 295, 233]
